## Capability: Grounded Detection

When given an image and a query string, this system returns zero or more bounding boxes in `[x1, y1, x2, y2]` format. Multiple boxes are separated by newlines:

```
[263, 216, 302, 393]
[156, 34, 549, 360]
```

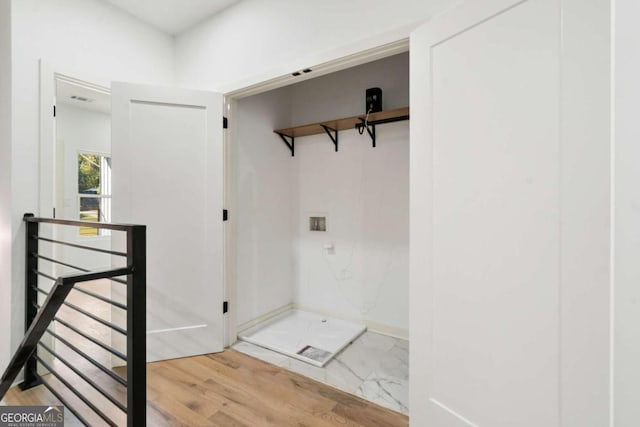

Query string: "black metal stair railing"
[0, 213, 146, 427]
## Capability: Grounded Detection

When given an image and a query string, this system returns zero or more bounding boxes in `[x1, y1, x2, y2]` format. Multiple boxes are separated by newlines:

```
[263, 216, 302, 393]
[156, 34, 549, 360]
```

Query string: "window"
[78, 153, 111, 236]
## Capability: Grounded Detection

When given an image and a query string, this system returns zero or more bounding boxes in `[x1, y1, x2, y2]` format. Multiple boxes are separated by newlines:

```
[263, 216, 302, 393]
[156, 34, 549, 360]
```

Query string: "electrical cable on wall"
[358, 107, 373, 136]
[358, 87, 382, 142]
[317, 134, 396, 316]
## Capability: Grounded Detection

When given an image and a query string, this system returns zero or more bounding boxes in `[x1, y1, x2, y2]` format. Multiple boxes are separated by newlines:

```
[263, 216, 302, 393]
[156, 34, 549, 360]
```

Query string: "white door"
[111, 83, 225, 361]
[410, 0, 610, 426]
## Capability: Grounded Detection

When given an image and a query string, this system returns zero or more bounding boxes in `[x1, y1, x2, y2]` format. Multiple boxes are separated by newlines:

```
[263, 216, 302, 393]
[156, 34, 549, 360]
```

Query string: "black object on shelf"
[366, 88, 382, 113]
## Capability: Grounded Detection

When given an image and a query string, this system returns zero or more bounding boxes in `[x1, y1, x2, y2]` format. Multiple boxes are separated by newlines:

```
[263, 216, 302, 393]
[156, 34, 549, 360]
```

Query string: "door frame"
[220, 36, 411, 346]
[38, 63, 113, 366]
[39, 61, 111, 222]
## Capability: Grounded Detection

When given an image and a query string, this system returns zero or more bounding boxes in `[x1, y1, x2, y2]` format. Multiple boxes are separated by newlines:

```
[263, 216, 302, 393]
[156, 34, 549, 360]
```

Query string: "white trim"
[55, 75, 110, 95]
[147, 324, 207, 335]
[235, 303, 409, 345]
[294, 304, 409, 341]
[236, 304, 295, 335]
[39, 63, 115, 368]
[430, 399, 479, 427]
[39, 61, 111, 221]
[222, 96, 236, 348]
[39, 61, 56, 219]
[224, 38, 409, 99]
[609, 0, 616, 423]
[236, 303, 409, 342]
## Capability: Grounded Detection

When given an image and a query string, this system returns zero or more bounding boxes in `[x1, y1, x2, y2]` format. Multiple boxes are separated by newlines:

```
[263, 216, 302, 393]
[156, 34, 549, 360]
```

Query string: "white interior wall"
[0, 0, 12, 373]
[614, 0, 640, 424]
[8, 0, 174, 358]
[56, 104, 111, 270]
[292, 126, 409, 336]
[235, 54, 409, 336]
[233, 87, 294, 326]
[291, 54, 409, 336]
[174, 0, 457, 92]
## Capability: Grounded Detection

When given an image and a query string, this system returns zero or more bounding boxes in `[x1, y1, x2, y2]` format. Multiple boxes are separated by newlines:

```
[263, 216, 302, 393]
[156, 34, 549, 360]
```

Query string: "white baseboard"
[236, 303, 295, 335]
[235, 303, 409, 342]
[293, 304, 409, 341]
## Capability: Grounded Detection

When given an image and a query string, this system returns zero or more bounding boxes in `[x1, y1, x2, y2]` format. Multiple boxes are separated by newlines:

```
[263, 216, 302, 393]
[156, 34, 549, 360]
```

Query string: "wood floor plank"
[208, 411, 250, 427]
[167, 354, 364, 427]
[194, 353, 340, 415]
[333, 402, 409, 427]
[147, 363, 221, 420]
[201, 377, 341, 427]
[147, 402, 173, 427]
[149, 395, 218, 427]
[206, 351, 393, 427]
[151, 360, 294, 427]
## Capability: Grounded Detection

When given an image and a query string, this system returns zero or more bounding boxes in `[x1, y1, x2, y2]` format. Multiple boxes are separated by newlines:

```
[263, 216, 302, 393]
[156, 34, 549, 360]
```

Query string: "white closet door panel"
[112, 83, 224, 362]
[410, 0, 610, 425]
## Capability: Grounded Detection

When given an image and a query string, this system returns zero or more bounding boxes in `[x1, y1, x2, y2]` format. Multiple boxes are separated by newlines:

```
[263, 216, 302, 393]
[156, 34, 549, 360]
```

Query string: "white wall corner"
[0, 0, 12, 373]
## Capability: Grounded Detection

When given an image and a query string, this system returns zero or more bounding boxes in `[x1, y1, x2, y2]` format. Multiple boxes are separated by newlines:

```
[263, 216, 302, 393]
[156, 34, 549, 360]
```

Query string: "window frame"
[77, 150, 112, 237]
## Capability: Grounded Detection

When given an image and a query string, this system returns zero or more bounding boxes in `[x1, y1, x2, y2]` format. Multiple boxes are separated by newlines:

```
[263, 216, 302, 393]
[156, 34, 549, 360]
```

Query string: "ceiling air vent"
[70, 95, 94, 103]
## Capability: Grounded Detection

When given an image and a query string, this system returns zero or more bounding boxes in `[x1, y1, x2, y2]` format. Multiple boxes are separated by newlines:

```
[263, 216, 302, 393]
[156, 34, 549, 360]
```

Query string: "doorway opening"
[52, 77, 120, 369]
[226, 50, 410, 415]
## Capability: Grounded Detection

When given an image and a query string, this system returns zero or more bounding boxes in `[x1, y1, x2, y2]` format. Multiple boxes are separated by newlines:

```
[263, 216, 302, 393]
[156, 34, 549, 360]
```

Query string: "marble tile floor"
[233, 331, 409, 415]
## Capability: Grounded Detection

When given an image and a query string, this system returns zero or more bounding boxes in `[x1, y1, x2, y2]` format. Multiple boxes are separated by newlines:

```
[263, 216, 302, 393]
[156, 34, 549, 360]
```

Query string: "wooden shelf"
[273, 107, 409, 156]
[274, 107, 409, 138]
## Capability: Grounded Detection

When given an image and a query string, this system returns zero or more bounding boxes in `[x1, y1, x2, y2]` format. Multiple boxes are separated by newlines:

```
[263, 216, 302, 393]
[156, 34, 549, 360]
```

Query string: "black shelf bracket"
[356, 114, 410, 148]
[276, 132, 295, 157]
[357, 119, 376, 148]
[320, 125, 339, 152]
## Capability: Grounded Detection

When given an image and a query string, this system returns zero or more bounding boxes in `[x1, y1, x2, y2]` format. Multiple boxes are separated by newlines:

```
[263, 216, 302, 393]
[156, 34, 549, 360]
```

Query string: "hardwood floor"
[2, 278, 407, 425]
[3, 349, 409, 426]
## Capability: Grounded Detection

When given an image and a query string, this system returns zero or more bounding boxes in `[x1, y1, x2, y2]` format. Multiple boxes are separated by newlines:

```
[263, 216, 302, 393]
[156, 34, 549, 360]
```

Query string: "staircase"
[0, 214, 146, 426]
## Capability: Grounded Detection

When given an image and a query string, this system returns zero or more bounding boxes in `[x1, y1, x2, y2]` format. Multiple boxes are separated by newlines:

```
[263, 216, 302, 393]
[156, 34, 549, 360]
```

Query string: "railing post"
[19, 213, 41, 390]
[127, 225, 146, 427]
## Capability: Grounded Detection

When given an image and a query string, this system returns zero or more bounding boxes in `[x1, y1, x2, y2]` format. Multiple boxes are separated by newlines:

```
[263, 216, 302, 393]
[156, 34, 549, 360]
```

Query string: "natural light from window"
[78, 153, 111, 236]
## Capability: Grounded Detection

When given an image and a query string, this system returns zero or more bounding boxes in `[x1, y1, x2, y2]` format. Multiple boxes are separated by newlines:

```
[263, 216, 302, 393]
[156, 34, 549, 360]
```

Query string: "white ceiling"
[103, 0, 241, 35]
[57, 79, 111, 115]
